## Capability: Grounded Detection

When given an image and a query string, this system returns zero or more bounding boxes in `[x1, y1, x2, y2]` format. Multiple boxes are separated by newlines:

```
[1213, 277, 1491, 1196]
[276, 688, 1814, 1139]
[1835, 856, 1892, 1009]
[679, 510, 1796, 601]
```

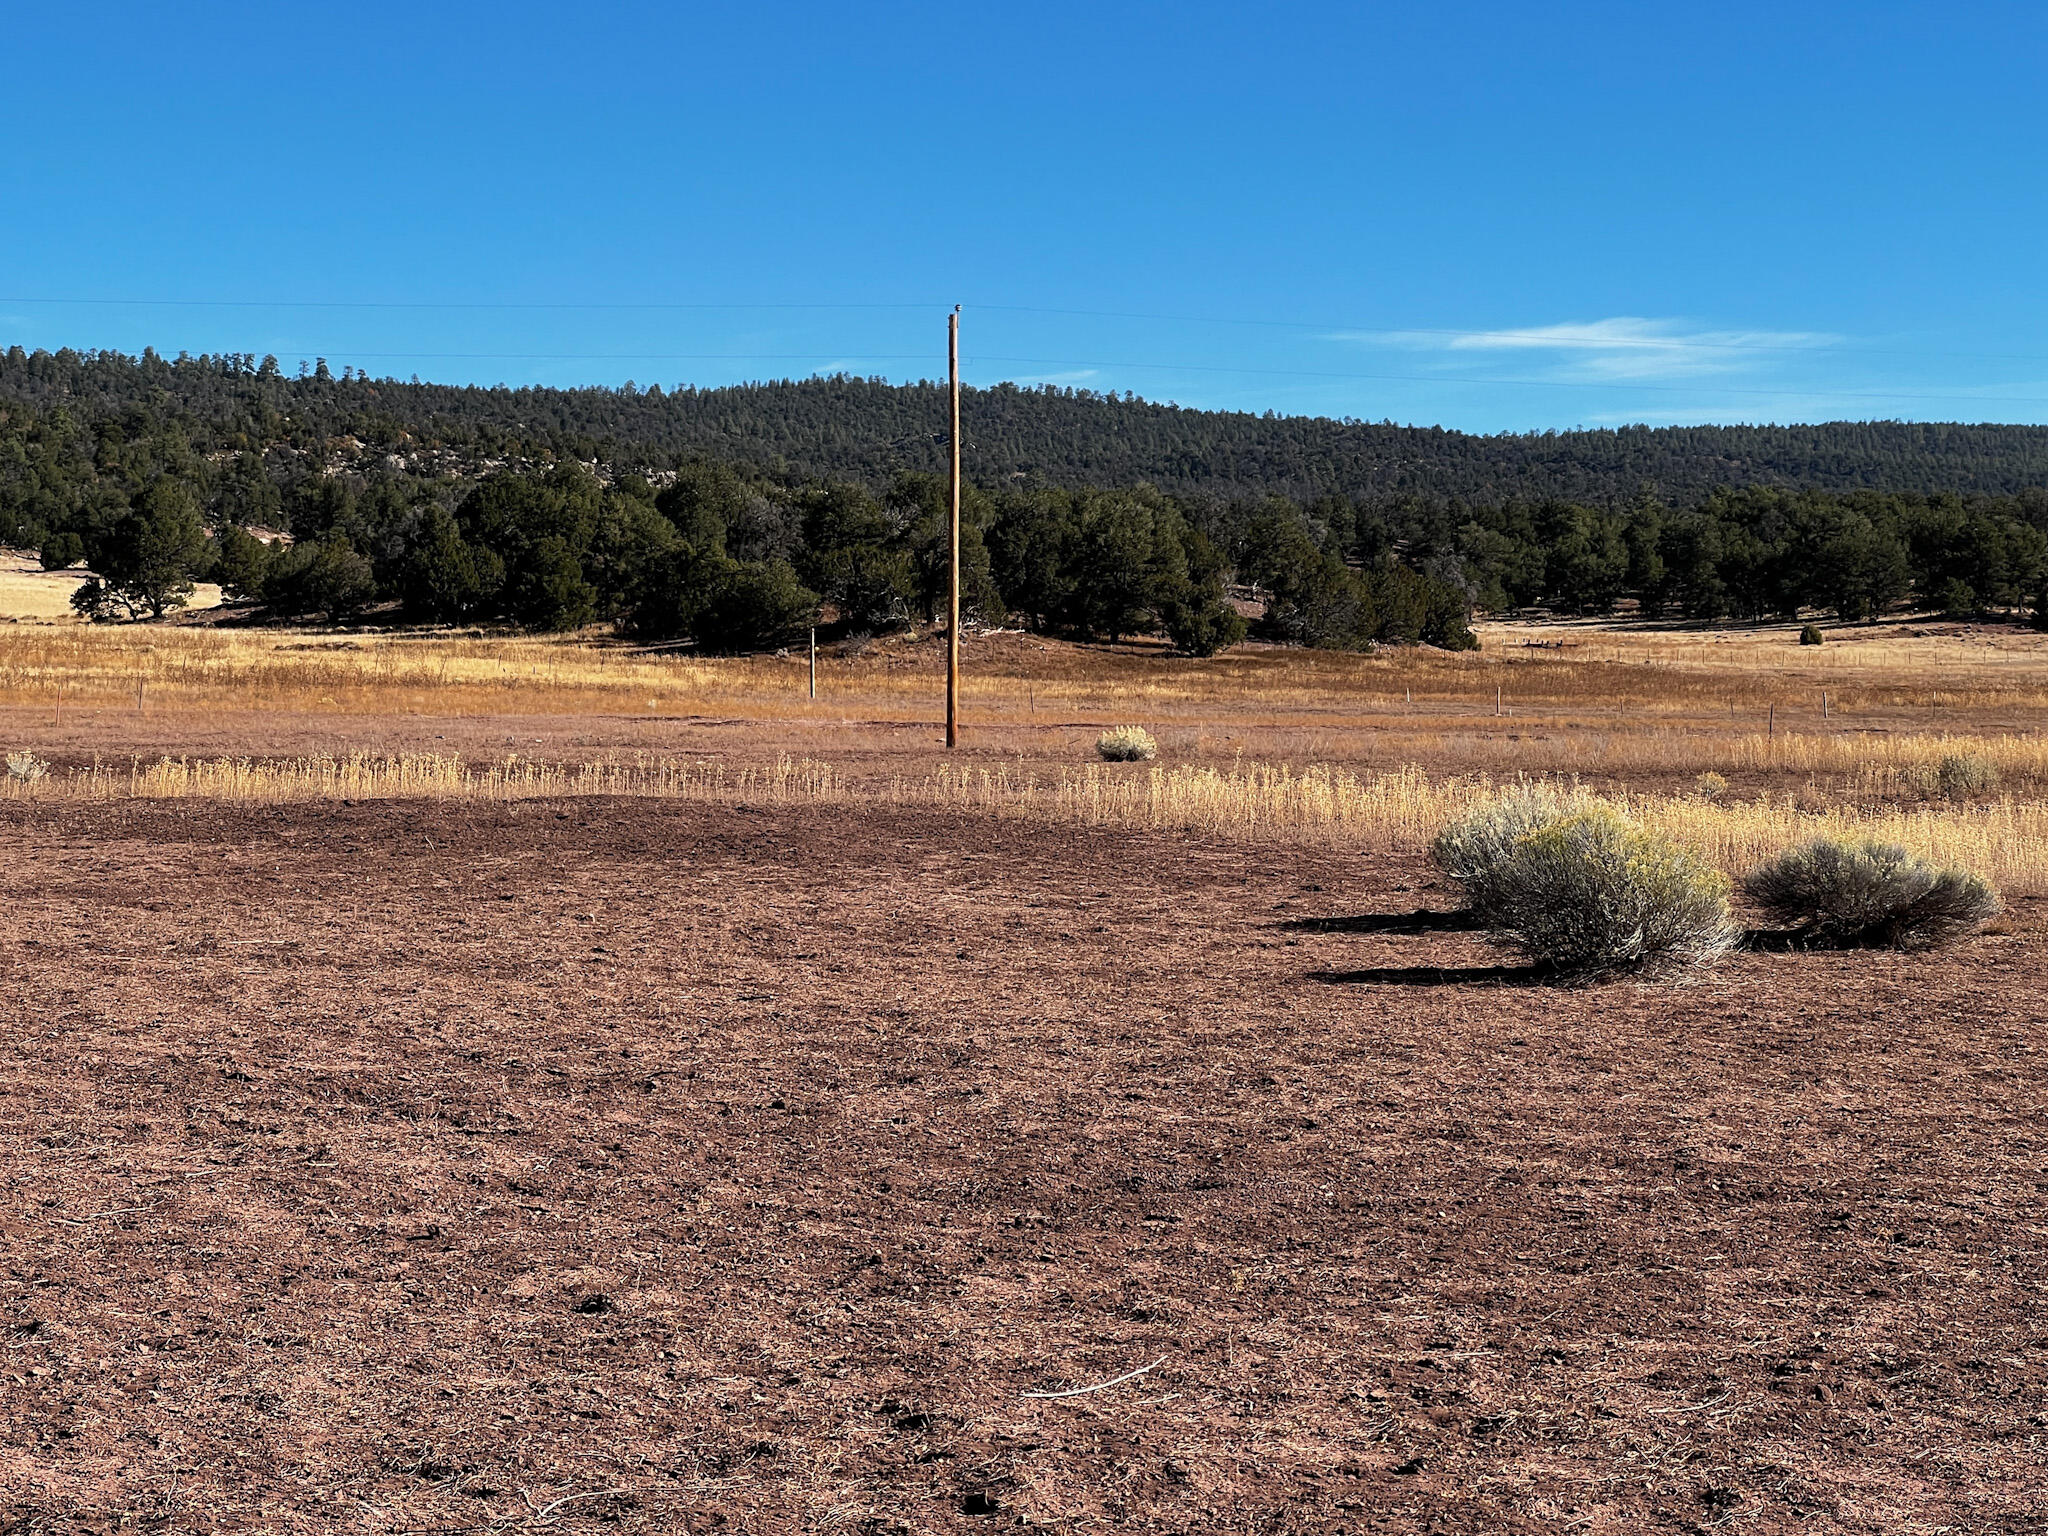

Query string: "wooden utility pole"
[809, 627, 817, 702]
[946, 305, 962, 749]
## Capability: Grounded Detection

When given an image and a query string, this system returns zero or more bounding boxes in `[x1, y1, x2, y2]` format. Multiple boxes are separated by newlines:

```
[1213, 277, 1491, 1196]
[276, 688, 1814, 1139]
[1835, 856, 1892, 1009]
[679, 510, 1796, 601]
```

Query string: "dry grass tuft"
[1096, 726, 1159, 762]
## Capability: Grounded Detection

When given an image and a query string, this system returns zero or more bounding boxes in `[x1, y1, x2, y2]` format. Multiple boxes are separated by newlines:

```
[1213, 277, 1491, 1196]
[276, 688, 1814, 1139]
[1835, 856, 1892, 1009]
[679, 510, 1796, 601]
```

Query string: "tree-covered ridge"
[2, 343, 2045, 650]
[7, 344, 2048, 503]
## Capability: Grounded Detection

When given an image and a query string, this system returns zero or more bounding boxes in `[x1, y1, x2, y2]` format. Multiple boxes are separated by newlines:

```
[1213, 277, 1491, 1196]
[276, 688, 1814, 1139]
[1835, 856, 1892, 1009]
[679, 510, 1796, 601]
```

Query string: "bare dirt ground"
[2, 797, 2045, 1533]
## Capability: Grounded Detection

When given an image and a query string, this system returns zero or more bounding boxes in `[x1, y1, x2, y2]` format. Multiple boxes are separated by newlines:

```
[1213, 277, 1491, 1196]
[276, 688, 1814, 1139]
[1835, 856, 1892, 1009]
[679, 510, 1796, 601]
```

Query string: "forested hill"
[6, 345, 2048, 504]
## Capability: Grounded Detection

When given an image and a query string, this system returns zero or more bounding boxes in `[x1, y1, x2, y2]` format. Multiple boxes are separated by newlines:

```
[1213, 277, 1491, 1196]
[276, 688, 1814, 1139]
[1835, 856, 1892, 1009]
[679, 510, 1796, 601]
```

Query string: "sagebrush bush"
[1694, 771, 1729, 801]
[1901, 750, 2000, 800]
[1799, 624, 1824, 646]
[1744, 838, 2001, 949]
[1937, 751, 1999, 798]
[1476, 808, 1736, 974]
[1096, 726, 1159, 762]
[1430, 783, 1590, 895]
[5, 751, 47, 783]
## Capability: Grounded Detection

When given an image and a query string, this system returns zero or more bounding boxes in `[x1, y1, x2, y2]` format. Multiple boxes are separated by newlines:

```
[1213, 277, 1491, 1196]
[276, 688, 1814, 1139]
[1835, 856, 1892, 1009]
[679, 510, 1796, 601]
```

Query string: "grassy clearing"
[5, 618, 2048, 727]
[4, 620, 2044, 893]
[0, 549, 222, 622]
[7, 624, 2048, 806]
[9, 750, 2047, 895]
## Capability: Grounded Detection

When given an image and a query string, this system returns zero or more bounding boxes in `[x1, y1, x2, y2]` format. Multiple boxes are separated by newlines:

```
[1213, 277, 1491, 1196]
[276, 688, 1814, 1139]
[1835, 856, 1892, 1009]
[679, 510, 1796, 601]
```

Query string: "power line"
[21, 339, 2042, 410]
[8, 303, 2046, 410]
[261, 352, 933, 363]
[0, 296, 935, 313]
[6, 293, 2048, 365]
[967, 303, 2048, 367]
[965, 353, 2048, 409]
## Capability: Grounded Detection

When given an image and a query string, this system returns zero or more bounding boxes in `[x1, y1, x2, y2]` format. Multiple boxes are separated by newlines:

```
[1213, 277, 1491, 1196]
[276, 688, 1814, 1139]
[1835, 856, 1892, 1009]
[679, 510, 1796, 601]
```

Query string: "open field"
[2, 617, 2047, 786]
[0, 549, 222, 624]
[2, 798, 2044, 1534]
[2, 620, 2046, 1532]
[6, 751, 2048, 897]
[6, 618, 2048, 891]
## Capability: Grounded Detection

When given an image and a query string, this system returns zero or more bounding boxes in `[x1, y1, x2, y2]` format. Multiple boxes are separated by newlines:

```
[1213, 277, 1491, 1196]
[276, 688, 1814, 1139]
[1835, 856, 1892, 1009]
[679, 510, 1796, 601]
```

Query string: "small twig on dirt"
[520, 1488, 627, 1525]
[1645, 1389, 1730, 1415]
[47, 1199, 162, 1226]
[1022, 1355, 1169, 1400]
[1705, 1506, 1763, 1528]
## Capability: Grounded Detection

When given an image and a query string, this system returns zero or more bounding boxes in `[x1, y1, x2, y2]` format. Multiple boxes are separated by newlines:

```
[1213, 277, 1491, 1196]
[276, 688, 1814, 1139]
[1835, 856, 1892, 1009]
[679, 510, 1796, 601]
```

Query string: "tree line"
[1450, 488, 2048, 622]
[4, 344, 2046, 646]
[8, 343, 2048, 507]
[33, 452, 1479, 654]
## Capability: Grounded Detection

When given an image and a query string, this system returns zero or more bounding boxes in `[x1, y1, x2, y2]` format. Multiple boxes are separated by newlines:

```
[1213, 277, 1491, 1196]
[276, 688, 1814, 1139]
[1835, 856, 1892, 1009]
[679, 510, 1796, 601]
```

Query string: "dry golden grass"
[0, 548, 222, 622]
[5, 616, 2048, 734]
[4, 617, 2045, 893]
[0, 557, 99, 622]
[0, 750, 846, 806]
[916, 760, 2048, 895]
[8, 748, 2046, 896]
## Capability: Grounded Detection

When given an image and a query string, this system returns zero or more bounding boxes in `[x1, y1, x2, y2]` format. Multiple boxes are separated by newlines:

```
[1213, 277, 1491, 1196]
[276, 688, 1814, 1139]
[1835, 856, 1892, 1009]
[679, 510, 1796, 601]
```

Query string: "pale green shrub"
[1470, 806, 1737, 975]
[1937, 751, 1999, 798]
[1430, 783, 1592, 896]
[1905, 751, 2000, 800]
[1096, 726, 1159, 762]
[1745, 838, 2001, 949]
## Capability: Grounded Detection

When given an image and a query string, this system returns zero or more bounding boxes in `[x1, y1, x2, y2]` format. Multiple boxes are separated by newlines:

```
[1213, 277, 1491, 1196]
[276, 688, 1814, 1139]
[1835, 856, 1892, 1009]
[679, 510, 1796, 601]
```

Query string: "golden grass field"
[3, 606, 2047, 894]
[0, 547, 221, 621]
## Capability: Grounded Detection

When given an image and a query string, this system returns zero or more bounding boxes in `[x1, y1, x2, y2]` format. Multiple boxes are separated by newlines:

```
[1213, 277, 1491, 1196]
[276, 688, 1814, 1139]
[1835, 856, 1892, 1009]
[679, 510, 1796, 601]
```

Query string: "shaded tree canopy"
[4, 344, 2044, 647]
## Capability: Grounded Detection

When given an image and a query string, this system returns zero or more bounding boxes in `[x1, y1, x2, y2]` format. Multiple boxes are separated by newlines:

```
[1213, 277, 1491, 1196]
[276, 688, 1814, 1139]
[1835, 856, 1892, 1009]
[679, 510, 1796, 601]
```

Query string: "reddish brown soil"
[1, 799, 2045, 1534]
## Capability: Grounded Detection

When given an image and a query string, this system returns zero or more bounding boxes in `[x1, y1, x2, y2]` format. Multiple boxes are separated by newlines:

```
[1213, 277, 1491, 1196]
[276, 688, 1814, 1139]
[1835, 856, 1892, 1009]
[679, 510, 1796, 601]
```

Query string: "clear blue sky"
[4, 0, 2046, 431]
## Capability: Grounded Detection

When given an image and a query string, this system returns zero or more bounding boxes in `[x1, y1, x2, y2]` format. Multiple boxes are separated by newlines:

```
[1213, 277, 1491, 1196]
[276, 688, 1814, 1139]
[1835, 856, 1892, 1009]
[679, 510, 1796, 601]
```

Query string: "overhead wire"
[963, 354, 2048, 409]
[5, 295, 2047, 410]
[5, 293, 2044, 365]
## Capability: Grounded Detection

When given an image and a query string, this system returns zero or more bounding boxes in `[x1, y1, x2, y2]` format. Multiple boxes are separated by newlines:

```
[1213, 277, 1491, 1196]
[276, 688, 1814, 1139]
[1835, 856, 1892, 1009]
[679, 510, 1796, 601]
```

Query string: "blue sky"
[4, 0, 2046, 431]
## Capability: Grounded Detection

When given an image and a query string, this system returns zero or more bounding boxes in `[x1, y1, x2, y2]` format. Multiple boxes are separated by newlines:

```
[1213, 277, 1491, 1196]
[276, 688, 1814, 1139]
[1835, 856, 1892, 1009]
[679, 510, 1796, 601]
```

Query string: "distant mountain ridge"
[5, 344, 2048, 504]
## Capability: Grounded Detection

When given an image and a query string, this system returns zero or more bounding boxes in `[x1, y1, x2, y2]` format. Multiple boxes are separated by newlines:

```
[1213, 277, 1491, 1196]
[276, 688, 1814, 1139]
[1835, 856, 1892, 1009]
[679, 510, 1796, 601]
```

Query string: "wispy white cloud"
[1008, 367, 1100, 386]
[1582, 406, 1801, 426]
[1329, 317, 1841, 381]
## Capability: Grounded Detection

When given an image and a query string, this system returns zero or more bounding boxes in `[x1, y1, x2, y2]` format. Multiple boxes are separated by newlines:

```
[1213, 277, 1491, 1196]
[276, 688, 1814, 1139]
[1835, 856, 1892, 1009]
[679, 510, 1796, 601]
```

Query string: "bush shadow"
[1307, 962, 1554, 988]
[1279, 908, 1486, 935]
[1742, 927, 1821, 953]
